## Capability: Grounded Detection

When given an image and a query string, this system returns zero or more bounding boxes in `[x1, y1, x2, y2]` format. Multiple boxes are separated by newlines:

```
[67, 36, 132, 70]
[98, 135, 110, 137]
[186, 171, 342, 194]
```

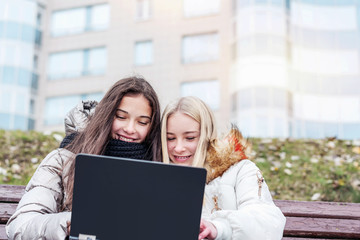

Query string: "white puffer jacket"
[6, 149, 73, 240]
[203, 160, 285, 239]
[201, 129, 286, 239]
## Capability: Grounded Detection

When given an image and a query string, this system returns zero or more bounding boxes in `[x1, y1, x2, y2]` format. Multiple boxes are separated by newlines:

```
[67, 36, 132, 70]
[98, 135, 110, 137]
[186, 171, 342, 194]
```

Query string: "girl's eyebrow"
[116, 109, 151, 120]
[167, 131, 199, 134]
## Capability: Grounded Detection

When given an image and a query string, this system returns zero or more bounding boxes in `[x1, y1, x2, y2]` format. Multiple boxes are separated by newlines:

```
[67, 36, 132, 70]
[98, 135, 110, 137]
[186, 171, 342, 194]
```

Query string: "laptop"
[69, 153, 207, 240]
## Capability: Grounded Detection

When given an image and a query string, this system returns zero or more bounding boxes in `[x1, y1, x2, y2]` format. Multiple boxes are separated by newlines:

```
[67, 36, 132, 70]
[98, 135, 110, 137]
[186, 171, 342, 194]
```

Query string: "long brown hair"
[63, 76, 161, 210]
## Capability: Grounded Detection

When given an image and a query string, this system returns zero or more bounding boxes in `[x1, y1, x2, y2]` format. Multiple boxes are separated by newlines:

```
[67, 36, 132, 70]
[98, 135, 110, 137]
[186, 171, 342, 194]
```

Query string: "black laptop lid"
[70, 153, 207, 240]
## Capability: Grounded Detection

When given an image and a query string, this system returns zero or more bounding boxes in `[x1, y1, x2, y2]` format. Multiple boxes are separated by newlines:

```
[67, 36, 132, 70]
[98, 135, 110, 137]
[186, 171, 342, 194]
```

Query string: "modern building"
[37, 0, 232, 134]
[1, 0, 360, 139]
[0, 0, 44, 130]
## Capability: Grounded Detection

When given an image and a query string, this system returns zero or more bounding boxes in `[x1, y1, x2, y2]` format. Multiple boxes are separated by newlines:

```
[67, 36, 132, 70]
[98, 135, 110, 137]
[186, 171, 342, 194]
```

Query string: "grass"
[0, 130, 359, 202]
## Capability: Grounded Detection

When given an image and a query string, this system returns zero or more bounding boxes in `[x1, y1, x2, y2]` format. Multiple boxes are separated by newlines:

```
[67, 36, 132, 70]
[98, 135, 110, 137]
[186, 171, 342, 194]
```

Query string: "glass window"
[343, 123, 360, 140]
[254, 87, 269, 108]
[87, 48, 107, 75]
[255, 116, 269, 137]
[0, 113, 10, 129]
[35, 29, 42, 45]
[134, 40, 153, 66]
[21, 0, 37, 26]
[273, 88, 287, 108]
[292, 46, 359, 75]
[0, 90, 11, 111]
[28, 118, 35, 130]
[181, 80, 220, 110]
[51, 4, 109, 37]
[21, 24, 35, 43]
[18, 68, 31, 87]
[304, 121, 321, 139]
[29, 99, 35, 115]
[183, 0, 220, 17]
[49, 47, 106, 80]
[14, 115, 27, 130]
[136, 0, 152, 20]
[237, 89, 252, 109]
[292, 2, 357, 31]
[2, 66, 16, 84]
[45, 95, 81, 125]
[44, 93, 103, 125]
[15, 93, 26, 114]
[273, 117, 286, 137]
[0, 22, 3, 37]
[182, 33, 219, 64]
[89, 4, 110, 31]
[48, 50, 83, 80]
[5, 22, 20, 39]
[31, 73, 38, 90]
[51, 8, 86, 36]
[83, 92, 104, 102]
[323, 123, 339, 138]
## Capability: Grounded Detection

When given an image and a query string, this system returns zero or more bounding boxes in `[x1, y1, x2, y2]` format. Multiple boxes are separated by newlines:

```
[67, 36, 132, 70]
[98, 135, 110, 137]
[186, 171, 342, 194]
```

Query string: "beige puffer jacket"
[6, 149, 73, 240]
[64, 100, 97, 135]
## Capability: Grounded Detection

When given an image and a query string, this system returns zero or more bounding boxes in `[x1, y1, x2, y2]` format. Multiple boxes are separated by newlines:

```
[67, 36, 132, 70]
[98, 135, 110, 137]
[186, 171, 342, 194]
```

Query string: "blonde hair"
[161, 96, 217, 167]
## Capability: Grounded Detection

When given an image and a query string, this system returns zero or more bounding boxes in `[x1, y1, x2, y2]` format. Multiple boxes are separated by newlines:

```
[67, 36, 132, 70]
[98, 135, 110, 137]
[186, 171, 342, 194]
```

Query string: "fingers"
[66, 221, 71, 234]
[199, 227, 210, 240]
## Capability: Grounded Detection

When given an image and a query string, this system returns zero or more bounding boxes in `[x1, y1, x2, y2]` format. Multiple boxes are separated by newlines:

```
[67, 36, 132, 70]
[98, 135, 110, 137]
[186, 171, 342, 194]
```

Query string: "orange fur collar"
[205, 127, 251, 183]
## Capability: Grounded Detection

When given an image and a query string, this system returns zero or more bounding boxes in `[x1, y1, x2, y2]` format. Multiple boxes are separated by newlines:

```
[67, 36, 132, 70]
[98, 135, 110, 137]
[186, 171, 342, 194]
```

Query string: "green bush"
[0, 130, 359, 202]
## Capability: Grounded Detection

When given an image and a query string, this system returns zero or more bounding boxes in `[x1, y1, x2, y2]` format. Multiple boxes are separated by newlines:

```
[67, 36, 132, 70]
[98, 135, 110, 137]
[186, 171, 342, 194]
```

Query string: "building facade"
[1, 0, 359, 139]
[0, 0, 44, 130]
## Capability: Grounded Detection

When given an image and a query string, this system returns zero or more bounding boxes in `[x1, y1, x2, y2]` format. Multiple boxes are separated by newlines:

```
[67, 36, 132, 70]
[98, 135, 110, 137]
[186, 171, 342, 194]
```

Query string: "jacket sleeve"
[6, 149, 72, 240]
[64, 100, 98, 135]
[209, 161, 286, 240]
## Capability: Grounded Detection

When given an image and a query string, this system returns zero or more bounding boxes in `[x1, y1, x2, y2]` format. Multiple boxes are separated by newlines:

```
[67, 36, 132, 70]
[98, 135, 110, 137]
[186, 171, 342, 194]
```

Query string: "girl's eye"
[139, 121, 150, 126]
[116, 115, 126, 119]
[186, 137, 196, 141]
[167, 137, 175, 141]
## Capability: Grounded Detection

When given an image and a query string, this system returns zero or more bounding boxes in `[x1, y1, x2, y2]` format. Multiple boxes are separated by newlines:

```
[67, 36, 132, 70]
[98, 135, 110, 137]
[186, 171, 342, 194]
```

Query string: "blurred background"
[0, 0, 360, 139]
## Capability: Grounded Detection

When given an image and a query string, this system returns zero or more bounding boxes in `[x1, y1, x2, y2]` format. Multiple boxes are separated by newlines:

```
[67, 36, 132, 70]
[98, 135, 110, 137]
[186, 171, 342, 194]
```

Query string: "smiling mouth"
[117, 135, 136, 142]
[174, 155, 191, 162]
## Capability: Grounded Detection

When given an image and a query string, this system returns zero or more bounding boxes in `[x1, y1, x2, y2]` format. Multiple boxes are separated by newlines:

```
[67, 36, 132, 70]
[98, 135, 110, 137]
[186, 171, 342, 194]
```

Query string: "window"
[292, 2, 357, 31]
[136, 0, 152, 20]
[182, 33, 219, 64]
[14, 115, 27, 130]
[44, 93, 103, 125]
[0, 113, 10, 129]
[181, 80, 220, 110]
[183, 0, 220, 17]
[51, 4, 109, 37]
[48, 47, 107, 80]
[134, 41, 153, 66]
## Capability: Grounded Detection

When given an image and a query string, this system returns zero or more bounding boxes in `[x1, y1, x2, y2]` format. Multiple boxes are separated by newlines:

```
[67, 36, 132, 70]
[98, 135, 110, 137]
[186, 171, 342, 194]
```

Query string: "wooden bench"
[1, 184, 360, 240]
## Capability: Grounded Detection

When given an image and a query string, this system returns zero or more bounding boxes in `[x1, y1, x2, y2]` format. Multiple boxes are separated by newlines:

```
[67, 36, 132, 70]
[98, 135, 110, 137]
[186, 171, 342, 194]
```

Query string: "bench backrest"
[1, 184, 360, 240]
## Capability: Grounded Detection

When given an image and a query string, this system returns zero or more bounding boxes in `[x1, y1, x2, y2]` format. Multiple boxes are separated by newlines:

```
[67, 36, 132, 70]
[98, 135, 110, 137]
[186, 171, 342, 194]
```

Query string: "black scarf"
[60, 133, 150, 161]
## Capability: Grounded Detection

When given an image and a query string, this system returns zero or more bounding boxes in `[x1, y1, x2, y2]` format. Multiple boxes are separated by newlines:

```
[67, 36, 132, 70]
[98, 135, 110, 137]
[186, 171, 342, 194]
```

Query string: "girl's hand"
[67, 221, 71, 234]
[198, 219, 217, 240]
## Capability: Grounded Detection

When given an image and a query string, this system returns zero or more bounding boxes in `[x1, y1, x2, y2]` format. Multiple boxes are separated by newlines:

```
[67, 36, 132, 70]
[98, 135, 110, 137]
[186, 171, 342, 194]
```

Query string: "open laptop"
[69, 153, 207, 240]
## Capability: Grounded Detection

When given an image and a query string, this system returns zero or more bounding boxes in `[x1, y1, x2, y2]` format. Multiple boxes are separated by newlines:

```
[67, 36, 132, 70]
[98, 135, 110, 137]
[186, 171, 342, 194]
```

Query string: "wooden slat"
[0, 202, 18, 224]
[274, 200, 360, 220]
[0, 225, 7, 240]
[283, 216, 360, 239]
[282, 238, 345, 240]
[0, 185, 25, 203]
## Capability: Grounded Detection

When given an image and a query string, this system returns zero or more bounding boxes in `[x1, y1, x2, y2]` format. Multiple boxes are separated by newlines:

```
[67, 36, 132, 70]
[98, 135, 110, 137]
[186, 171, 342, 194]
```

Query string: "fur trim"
[205, 126, 251, 183]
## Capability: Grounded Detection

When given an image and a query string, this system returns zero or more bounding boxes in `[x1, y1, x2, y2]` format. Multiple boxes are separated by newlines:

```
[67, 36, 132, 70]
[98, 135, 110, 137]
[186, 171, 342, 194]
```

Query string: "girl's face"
[166, 112, 200, 166]
[111, 94, 152, 143]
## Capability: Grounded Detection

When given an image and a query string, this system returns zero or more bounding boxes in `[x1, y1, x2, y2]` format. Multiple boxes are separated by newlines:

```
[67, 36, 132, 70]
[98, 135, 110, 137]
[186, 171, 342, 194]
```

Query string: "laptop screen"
[70, 153, 206, 240]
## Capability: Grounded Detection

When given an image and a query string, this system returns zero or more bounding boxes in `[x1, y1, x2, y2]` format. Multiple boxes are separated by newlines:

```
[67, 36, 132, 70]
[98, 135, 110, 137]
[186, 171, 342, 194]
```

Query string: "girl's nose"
[124, 121, 136, 134]
[174, 141, 185, 152]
